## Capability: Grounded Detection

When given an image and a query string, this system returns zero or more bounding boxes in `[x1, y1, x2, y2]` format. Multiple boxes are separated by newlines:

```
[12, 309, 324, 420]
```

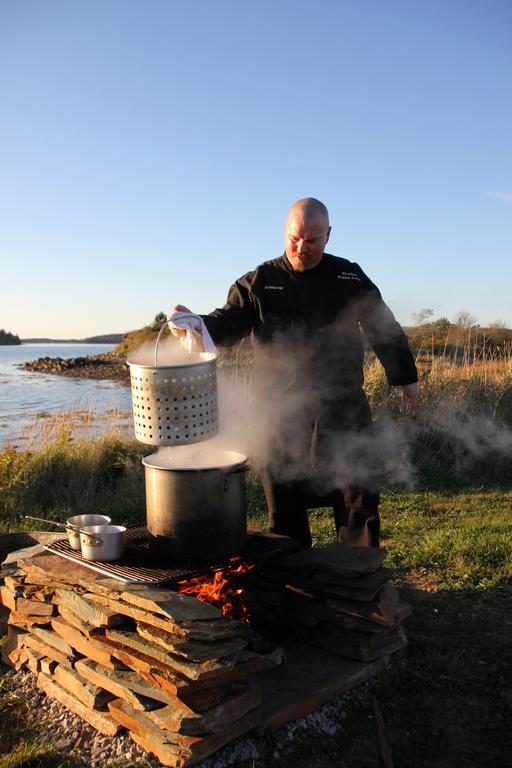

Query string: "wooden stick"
[372, 696, 394, 768]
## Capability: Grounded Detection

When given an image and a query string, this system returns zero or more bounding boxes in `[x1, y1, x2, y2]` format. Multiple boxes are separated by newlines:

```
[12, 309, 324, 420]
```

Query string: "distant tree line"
[0, 329, 21, 345]
[404, 309, 512, 360]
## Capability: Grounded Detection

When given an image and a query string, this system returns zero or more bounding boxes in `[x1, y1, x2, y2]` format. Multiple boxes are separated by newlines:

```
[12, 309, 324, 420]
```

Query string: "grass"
[5, 405, 133, 453]
[0, 434, 148, 532]
[243, 488, 512, 768]
[0, 675, 78, 768]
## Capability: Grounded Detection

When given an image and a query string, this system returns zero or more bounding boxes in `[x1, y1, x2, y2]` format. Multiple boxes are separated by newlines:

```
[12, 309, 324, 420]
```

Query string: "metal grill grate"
[43, 526, 290, 585]
[44, 526, 216, 584]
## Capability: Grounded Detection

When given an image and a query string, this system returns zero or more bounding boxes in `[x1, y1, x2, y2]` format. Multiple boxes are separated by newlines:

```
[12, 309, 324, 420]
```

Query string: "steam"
[129, 329, 512, 491]
[127, 334, 207, 366]
[145, 441, 247, 470]
[215, 365, 418, 492]
[417, 401, 512, 461]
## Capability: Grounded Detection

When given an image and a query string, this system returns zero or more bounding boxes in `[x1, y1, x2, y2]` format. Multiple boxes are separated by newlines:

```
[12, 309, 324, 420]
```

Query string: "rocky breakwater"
[23, 354, 130, 383]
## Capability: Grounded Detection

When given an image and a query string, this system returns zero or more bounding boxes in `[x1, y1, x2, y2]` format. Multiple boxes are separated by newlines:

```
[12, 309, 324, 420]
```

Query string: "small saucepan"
[23, 514, 112, 551]
[79, 524, 126, 562]
[66, 514, 112, 551]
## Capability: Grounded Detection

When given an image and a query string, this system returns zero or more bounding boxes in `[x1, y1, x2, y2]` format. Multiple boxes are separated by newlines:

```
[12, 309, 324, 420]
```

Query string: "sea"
[0, 344, 134, 449]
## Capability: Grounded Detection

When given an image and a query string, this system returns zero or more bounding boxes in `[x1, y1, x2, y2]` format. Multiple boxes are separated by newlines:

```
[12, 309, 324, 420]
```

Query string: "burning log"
[177, 561, 255, 622]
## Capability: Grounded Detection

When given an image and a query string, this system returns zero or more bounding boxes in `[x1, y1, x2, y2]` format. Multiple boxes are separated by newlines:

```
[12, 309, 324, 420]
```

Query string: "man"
[175, 198, 419, 548]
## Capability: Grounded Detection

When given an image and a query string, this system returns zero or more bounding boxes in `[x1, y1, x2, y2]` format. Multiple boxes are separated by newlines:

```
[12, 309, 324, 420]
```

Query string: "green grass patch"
[0, 676, 78, 768]
[0, 436, 148, 531]
[381, 491, 512, 590]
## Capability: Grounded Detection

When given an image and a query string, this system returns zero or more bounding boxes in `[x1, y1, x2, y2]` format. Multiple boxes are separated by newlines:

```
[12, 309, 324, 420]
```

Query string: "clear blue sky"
[1, 0, 511, 338]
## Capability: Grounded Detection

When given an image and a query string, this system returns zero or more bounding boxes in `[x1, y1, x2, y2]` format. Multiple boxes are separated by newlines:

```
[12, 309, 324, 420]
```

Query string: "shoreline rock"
[21, 349, 246, 385]
[22, 353, 130, 384]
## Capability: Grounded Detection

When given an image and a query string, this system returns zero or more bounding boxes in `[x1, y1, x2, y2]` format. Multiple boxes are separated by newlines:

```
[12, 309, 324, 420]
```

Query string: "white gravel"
[2, 666, 380, 767]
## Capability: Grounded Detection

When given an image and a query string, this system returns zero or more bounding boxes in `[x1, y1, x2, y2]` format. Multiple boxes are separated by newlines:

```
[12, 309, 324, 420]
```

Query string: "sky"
[1, 0, 511, 338]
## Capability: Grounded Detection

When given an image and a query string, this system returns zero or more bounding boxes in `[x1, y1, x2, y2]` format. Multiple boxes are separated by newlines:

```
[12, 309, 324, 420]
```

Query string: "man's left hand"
[402, 382, 420, 415]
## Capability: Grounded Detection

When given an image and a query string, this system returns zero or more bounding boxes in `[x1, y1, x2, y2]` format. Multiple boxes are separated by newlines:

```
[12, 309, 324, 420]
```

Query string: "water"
[0, 344, 133, 448]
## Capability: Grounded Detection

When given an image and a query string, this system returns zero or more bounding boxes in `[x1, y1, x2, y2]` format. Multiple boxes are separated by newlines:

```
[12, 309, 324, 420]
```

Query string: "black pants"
[260, 389, 381, 549]
[261, 470, 380, 549]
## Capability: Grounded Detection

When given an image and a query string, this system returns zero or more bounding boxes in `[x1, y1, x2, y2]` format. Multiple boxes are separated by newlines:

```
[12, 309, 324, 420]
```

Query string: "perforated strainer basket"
[127, 323, 219, 446]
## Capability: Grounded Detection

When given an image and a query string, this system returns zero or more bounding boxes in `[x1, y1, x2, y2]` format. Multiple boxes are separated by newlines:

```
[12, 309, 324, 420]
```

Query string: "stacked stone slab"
[247, 542, 411, 662]
[0, 552, 271, 767]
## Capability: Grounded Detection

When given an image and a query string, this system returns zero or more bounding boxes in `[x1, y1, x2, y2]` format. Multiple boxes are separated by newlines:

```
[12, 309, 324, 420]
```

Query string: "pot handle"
[227, 462, 251, 474]
[81, 534, 104, 548]
[223, 462, 251, 490]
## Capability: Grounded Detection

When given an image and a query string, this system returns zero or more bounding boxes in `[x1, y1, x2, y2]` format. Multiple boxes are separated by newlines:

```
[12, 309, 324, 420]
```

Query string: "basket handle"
[154, 319, 169, 366]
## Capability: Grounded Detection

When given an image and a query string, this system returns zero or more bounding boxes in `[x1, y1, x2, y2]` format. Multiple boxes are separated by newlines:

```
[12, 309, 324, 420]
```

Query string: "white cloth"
[167, 311, 218, 355]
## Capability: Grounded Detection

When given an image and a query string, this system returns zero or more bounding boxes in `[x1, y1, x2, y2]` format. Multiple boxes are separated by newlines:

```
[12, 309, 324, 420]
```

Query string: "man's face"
[284, 213, 331, 272]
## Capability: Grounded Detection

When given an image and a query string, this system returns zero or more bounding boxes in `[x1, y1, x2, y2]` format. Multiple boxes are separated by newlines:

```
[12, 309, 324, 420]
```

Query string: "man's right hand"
[168, 305, 193, 337]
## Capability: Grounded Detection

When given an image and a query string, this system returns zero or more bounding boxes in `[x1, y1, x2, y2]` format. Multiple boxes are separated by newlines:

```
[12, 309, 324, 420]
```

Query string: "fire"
[177, 561, 254, 622]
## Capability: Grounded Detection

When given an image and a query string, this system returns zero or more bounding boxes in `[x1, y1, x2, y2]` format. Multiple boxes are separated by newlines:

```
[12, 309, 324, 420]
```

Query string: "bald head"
[284, 197, 331, 272]
[286, 198, 330, 228]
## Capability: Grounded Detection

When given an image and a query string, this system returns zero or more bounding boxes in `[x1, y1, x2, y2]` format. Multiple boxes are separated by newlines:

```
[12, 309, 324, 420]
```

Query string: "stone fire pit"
[0, 533, 410, 767]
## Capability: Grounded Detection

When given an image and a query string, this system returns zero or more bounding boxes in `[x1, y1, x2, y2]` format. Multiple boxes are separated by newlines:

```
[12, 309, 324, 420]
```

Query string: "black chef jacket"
[202, 253, 418, 513]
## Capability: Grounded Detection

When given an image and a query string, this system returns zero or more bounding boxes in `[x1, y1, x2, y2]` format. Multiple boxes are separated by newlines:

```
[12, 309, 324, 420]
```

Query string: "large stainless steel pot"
[142, 449, 249, 560]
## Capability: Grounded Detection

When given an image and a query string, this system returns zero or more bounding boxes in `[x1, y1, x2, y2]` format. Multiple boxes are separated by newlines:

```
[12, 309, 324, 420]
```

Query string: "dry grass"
[7, 405, 133, 452]
[0, 433, 147, 530]
[364, 346, 512, 416]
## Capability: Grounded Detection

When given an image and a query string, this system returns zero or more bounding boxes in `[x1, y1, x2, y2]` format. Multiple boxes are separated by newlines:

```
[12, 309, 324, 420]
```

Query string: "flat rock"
[53, 589, 126, 628]
[75, 658, 171, 709]
[24, 646, 44, 674]
[15, 599, 55, 616]
[148, 684, 262, 736]
[2, 543, 57, 569]
[78, 579, 150, 596]
[37, 672, 120, 736]
[1, 628, 29, 669]
[303, 625, 408, 662]
[119, 588, 222, 622]
[7, 611, 53, 630]
[23, 633, 73, 668]
[31, 626, 74, 658]
[104, 629, 237, 683]
[322, 583, 400, 627]
[108, 700, 189, 766]
[50, 617, 126, 669]
[0, 586, 16, 611]
[111, 698, 261, 767]
[319, 620, 401, 649]
[276, 542, 387, 576]
[3, 575, 27, 593]
[135, 622, 248, 662]
[40, 656, 58, 675]
[93, 637, 192, 693]
[19, 554, 132, 594]
[252, 639, 387, 732]
[86, 593, 249, 642]
[57, 606, 104, 638]
[315, 566, 393, 591]
[3, 645, 29, 670]
[54, 663, 114, 709]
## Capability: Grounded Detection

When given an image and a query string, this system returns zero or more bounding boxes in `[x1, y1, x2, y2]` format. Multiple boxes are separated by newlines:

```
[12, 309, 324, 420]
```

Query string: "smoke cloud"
[129, 329, 512, 495]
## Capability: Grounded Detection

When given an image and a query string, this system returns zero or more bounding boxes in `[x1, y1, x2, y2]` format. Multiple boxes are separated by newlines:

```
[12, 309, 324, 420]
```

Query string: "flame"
[177, 560, 254, 622]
